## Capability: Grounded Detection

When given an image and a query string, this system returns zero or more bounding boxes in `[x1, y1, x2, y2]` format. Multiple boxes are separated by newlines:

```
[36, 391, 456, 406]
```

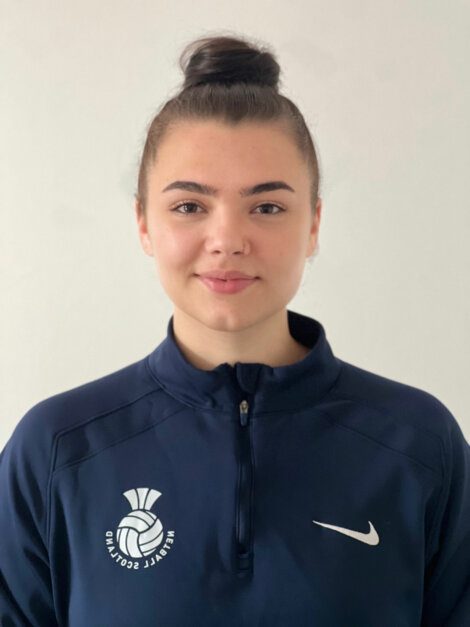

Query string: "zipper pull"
[239, 400, 249, 426]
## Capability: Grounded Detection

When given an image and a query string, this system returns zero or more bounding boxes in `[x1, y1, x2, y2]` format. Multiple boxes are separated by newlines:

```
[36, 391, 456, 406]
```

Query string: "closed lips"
[197, 271, 257, 280]
[211, 277, 250, 281]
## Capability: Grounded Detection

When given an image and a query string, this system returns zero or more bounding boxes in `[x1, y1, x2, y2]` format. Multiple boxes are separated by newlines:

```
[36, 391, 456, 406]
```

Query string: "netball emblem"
[116, 487, 164, 557]
[105, 487, 175, 570]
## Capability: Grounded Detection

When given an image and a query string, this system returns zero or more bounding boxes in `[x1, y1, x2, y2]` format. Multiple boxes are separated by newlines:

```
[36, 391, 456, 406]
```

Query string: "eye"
[170, 202, 285, 215]
[170, 202, 201, 215]
[253, 203, 285, 215]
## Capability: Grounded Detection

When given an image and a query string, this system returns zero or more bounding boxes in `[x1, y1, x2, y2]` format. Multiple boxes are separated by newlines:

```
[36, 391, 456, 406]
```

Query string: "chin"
[190, 306, 258, 333]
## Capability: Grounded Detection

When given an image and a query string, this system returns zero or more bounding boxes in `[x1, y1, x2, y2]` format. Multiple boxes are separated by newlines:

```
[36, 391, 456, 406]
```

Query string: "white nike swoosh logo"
[312, 520, 380, 545]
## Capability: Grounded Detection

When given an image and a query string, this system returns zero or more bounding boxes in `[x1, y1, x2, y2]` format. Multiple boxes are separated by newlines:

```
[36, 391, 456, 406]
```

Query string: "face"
[135, 119, 321, 333]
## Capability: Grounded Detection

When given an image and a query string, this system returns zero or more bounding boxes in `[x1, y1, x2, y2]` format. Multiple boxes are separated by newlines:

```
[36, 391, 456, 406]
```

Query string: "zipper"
[236, 399, 254, 573]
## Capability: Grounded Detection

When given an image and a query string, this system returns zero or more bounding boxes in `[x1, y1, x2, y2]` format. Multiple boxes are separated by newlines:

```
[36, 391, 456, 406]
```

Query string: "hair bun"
[179, 35, 280, 91]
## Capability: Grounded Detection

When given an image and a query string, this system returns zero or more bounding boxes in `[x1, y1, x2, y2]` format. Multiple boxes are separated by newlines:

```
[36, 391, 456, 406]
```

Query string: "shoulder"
[326, 359, 468, 478]
[1, 355, 163, 475]
[334, 359, 457, 430]
[0, 354, 165, 547]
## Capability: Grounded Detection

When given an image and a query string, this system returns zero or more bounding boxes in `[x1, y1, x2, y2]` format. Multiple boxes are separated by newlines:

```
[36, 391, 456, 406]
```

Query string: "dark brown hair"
[135, 34, 321, 218]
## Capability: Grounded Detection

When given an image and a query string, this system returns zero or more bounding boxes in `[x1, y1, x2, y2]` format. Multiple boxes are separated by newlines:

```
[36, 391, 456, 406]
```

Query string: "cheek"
[262, 228, 306, 269]
[153, 226, 198, 270]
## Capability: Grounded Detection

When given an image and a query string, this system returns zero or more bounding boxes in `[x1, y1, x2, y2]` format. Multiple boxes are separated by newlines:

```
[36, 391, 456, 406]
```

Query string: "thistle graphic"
[116, 488, 164, 558]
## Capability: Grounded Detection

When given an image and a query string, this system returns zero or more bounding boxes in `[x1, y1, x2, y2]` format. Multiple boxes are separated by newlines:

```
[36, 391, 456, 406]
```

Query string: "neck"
[171, 308, 310, 371]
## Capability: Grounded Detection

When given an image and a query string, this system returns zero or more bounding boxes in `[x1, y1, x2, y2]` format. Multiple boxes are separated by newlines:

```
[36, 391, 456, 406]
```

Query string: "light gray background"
[1, 0, 469, 447]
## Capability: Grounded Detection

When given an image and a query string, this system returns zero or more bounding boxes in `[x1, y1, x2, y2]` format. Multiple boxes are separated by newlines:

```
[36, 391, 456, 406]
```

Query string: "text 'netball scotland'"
[105, 487, 175, 570]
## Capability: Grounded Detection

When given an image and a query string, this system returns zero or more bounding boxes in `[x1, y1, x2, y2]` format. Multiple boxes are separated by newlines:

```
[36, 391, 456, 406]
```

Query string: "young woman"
[1, 35, 468, 627]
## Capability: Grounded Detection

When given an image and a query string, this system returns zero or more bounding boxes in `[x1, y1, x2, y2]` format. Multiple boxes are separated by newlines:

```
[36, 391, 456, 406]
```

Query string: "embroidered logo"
[312, 519, 380, 545]
[105, 487, 175, 570]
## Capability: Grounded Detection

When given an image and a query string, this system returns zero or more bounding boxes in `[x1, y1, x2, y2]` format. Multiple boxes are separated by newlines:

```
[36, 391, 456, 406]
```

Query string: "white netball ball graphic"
[116, 488, 164, 558]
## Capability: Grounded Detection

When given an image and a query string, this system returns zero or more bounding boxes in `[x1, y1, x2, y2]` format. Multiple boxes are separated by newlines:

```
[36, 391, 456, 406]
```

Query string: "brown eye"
[170, 202, 285, 216]
[170, 202, 202, 215]
[254, 204, 285, 215]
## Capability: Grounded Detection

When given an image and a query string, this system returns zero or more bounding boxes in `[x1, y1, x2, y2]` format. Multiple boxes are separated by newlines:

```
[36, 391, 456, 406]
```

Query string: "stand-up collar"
[146, 309, 342, 415]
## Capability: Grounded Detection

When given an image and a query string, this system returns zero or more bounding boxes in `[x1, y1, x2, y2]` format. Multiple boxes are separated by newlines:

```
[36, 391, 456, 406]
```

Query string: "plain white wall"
[1, 0, 469, 446]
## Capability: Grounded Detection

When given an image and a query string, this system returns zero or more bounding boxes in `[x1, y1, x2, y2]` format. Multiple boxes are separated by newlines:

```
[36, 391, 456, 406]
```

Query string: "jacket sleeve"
[0, 404, 59, 626]
[421, 407, 470, 626]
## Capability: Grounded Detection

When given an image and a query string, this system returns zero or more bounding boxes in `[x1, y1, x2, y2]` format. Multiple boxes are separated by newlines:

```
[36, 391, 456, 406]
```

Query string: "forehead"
[159, 119, 293, 147]
[149, 119, 308, 186]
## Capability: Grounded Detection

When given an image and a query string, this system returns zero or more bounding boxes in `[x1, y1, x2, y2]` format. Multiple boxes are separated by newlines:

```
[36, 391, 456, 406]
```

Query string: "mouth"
[195, 273, 258, 281]
[196, 275, 259, 294]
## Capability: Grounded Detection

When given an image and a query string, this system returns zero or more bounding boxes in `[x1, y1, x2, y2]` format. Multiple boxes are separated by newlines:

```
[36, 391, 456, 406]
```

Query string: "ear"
[134, 197, 154, 257]
[306, 197, 322, 258]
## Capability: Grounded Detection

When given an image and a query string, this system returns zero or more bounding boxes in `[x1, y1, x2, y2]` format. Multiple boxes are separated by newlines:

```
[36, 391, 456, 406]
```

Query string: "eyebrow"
[161, 180, 295, 197]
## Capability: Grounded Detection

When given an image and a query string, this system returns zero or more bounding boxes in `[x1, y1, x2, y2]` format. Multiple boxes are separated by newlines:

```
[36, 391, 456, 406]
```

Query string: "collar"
[146, 309, 342, 415]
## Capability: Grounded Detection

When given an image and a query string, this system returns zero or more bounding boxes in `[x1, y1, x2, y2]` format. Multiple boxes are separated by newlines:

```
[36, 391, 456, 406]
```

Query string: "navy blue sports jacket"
[1, 309, 469, 626]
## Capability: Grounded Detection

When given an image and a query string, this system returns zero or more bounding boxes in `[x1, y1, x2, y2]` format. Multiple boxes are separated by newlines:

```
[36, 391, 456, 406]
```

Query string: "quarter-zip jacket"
[1, 309, 469, 626]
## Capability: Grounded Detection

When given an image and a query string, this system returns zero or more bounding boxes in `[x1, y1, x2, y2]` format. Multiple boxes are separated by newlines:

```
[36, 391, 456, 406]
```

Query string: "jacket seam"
[50, 406, 186, 478]
[46, 385, 162, 553]
[424, 436, 448, 569]
[329, 387, 444, 450]
[316, 404, 442, 479]
[145, 355, 345, 416]
[146, 356, 246, 414]
[146, 357, 222, 412]
[319, 389, 447, 561]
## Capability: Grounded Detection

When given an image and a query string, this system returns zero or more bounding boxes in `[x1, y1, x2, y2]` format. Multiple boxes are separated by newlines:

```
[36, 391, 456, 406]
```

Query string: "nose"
[204, 208, 249, 256]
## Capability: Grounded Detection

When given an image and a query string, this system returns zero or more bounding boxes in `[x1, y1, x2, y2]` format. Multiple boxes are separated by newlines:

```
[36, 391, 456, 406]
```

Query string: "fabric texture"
[1, 309, 469, 626]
